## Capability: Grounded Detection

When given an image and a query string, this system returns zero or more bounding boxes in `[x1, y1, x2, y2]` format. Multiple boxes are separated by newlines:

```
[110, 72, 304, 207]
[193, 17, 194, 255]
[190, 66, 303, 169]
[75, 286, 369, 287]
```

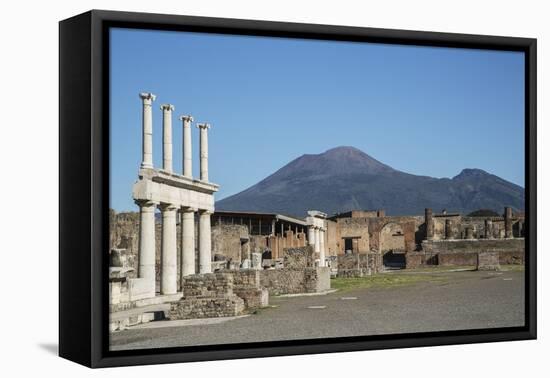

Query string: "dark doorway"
[344, 238, 353, 253]
[383, 250, 406, 269]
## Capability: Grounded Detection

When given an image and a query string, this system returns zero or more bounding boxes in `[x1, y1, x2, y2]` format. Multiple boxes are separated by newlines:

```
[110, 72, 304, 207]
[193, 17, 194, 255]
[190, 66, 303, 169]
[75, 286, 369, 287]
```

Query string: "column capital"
[180, 115, 194, 122]
[134, 199, 158, 208]
[199, 209, 213, 215]
[160, 104, 175, 111]
[139, 92, 156, 102]
[197, 122, 211, 129]
[181, 206, 198, 213]
[159, 203, 178, 211]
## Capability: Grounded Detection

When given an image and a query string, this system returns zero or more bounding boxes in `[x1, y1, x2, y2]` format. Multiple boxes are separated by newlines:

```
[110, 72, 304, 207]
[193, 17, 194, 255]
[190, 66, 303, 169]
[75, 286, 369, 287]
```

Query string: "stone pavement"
[110, 270, 525, 351]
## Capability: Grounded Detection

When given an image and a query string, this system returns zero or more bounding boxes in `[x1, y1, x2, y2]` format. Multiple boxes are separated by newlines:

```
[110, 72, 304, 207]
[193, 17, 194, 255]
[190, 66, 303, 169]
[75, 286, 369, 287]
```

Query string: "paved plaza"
[110, 270, 525, 351]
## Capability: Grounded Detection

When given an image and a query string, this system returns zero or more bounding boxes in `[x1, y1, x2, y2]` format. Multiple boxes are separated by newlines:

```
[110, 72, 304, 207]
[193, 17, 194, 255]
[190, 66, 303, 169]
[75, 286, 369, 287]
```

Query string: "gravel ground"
[110, 270, 525, 351]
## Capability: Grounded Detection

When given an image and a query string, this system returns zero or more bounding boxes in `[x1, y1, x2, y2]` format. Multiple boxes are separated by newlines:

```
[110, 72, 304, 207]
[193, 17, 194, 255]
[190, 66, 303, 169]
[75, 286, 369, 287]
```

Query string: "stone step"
[110, 303, 171, 332]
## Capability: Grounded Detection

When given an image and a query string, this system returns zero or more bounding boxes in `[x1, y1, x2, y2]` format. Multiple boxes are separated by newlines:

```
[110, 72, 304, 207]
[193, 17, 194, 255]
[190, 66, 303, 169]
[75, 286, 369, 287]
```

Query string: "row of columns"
[308, 226, 327, 267]
[139, 92, 210, 181]
[137, 200, 213, 295]
[136, 92, 215, 296]
[427, 206, 519, 241]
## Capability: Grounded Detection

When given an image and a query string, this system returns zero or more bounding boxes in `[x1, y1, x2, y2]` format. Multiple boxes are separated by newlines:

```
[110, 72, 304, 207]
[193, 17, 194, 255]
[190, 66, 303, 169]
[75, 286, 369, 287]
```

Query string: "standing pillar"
[160, 204, 178, 294]
[161, 104, 175, 173]
[180, 115, 193, 178]
[139, 92, 156, 169]
[199, 210, 212, 273]
[314, 227, 321, 255]
[485, 219, 493, 239]
[504, 207, 513, 238]
[197, 123, 211, 181]
[181, 208, 196, 279]
[319, 229, 326, 267]
[137, 200, 157, 291]
[445, 219, 453, 239]
[425, 208, 434, 240]
[308, 226, 315, 246]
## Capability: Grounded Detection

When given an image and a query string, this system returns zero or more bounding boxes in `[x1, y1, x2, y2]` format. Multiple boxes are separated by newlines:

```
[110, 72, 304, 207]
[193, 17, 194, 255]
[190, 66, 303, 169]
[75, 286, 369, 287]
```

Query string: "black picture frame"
[59, 9, 537, 368]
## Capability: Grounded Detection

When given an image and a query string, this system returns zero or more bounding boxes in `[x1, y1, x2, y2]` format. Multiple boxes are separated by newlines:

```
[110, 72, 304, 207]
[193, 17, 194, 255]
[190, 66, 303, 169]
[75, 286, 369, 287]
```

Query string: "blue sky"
[110, 28, 525, 212]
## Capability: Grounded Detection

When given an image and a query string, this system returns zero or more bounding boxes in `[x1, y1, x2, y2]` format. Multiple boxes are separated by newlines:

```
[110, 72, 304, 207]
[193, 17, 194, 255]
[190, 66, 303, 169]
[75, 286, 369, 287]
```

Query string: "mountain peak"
[217, 147, 524, 216]
[313, 146, 395, 175]
[453, 168, 490, 180]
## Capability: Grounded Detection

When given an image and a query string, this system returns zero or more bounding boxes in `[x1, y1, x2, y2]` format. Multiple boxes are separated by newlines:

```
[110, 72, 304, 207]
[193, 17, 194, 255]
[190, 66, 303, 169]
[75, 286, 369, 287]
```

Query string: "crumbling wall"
[259, 246, 331, 295]
[170, 273, 245, 319]
[260, 268, 329, 295]
[477, 251, 500, 271]
[229, 270, 269, 310]
[421, 238, 525, 266]
[337, 253, 369, 277]
[211, 224, 248, 263]
[335, 217, 370, 253]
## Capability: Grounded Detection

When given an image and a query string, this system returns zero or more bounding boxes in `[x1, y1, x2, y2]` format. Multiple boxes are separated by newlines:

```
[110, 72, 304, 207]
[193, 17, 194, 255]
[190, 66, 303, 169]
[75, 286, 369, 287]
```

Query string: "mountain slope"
[216, 146, 525, 217]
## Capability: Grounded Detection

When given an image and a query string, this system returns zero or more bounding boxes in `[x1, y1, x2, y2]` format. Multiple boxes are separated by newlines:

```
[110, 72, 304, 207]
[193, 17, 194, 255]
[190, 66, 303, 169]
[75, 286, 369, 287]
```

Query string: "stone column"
[160, 204, 178, 295]
[197, 123, 210, 181]
[161, 104, 174, 173]
[199, 210, 212, 273]
[308, 226, 315, 246]
[445, 219, 453, 240]
[180, 115, 193, 178]
[139, 92, 156, 169]
[465, 226, 474, 239]
[137, 200, 157, 288]
[425, 208, 434, 240]
[314, 227, 321, 255]
[181, 208, 196, 279]
[504, 207, 513, 238]
[319, 229, 326, 267]
[485, 219, 493, 239]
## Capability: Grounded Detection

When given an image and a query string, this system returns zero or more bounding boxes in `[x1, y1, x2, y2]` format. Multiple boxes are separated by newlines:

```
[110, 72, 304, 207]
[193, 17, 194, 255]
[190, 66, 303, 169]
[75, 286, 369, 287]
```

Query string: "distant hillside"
[216, 146, 524, 217]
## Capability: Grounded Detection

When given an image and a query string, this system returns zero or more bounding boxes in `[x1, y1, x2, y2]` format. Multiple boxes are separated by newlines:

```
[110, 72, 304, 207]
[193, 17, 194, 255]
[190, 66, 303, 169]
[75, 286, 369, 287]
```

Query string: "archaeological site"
[108, 92, 526, 347]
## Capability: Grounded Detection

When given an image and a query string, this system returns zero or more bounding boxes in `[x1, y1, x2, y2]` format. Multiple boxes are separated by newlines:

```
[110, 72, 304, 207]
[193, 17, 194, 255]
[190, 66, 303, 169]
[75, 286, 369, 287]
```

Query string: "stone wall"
[336, 253, 369, 277]
[422, 238, 525, 254]
[211, 224, 248, 263]
[229, 270, 269, 310]
[477, 251, 500, 271]
[283, 246, 316, 269]
[260, 267, 330, 295]
[259, 245, 331, 295]
[420, 238, 524, 266]
[268, 231, 308, 259]
[170, 273, 245, 319]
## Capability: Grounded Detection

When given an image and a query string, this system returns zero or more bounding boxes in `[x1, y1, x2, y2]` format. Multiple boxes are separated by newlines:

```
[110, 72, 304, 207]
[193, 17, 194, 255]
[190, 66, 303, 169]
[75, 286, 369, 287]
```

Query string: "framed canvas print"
[59, 10, 537, 368]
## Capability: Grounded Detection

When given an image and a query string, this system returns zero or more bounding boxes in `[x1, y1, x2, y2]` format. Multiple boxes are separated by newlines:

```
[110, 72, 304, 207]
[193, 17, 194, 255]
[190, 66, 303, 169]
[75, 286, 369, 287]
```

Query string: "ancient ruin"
[109, 93, 525, 333]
